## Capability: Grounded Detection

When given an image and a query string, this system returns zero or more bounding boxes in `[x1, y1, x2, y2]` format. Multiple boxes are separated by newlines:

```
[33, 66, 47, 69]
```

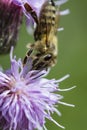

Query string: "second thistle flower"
[0, 0, 22, 54]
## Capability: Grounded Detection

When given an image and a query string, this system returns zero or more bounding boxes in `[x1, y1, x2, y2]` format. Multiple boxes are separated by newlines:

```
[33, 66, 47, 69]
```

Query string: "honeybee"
[23, 0, 59, 70]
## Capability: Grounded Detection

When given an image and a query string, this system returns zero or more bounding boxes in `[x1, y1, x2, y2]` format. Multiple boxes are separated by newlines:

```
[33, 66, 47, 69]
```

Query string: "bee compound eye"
[44, 54, 52, 61]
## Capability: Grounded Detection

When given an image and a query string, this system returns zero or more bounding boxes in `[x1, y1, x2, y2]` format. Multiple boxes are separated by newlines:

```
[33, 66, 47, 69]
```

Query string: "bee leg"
[50, 0, 55, 6]
[24, 3, 38, 24]
[26, 43, 35, 49]
[23, 44, 35, 66]
[23, 49, 33, 66]
[33, 60, 50, 71]
[32, 60, 47, 70]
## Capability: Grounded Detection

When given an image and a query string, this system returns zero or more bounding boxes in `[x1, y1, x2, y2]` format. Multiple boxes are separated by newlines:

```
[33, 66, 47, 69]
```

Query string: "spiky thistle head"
[0, 47, 75, 130]
[0, 0, 22, 54]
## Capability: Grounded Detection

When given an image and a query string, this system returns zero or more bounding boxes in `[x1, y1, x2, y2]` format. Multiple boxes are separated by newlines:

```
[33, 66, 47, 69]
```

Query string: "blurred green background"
[0, 0, 87, 130]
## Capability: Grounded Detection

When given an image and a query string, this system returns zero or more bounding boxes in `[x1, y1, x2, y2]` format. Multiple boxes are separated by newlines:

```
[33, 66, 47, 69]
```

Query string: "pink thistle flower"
[0, 47, 76, 130]
[0, 0, 22, 54]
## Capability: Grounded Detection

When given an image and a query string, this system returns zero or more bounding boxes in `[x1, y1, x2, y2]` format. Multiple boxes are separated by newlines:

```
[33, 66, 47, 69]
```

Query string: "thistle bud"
[0, 0, 22, 54]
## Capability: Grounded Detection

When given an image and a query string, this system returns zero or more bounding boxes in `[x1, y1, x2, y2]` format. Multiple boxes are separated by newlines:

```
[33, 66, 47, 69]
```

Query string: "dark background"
[0, 0, 87, 130]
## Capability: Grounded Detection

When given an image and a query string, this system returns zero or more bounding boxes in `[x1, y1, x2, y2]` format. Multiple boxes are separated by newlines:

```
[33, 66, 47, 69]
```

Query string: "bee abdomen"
[34, 1, 56, 40]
